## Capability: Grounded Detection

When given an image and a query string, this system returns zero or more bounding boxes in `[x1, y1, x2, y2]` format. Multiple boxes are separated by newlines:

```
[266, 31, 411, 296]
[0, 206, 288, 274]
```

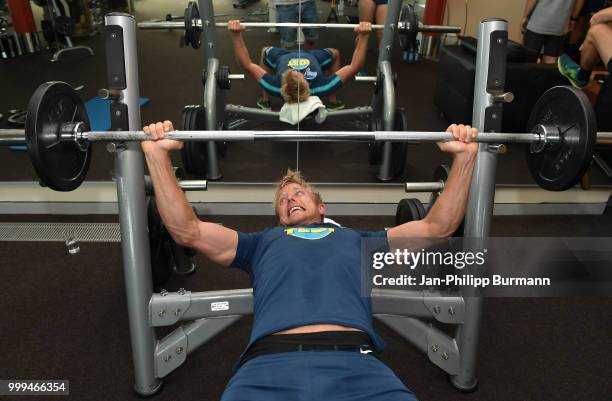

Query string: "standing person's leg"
[300, 0, 319, 50]
[541, 34, 564, 64]
[558, 22, 612, 88]
[581, 22, 612, 70]
[523, 29, 545, 60]
[359, 0, 376, 24]
[374, 2, 387, 43]
[258, 47, 275, 109]
[277, 3, 299, 49]
[358, 0, 377, 74]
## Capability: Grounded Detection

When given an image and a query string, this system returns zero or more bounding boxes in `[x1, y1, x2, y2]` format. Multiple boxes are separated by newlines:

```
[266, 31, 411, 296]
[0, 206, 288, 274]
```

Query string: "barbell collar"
[530, 124, 561, 154]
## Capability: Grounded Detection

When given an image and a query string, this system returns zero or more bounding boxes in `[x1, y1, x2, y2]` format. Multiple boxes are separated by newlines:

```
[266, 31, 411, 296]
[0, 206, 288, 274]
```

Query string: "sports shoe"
[557, 53, 588, 89]
[256, 98, 271, 110]
[325, 100, 345, 111]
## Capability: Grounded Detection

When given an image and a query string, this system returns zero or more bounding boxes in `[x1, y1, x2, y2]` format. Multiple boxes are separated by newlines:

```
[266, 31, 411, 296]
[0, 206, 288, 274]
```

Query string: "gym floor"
[0, 0, 611, 400]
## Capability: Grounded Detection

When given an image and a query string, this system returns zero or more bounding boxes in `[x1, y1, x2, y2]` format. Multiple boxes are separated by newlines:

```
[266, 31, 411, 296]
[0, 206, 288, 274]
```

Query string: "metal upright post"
[376, 0, 403, 181]
[377, 0, 402, 64]
[198, 0, 222, 180]
[450, 19, 508, 391]
[198, 0, 217, 61]
[104, 13, 162, 396]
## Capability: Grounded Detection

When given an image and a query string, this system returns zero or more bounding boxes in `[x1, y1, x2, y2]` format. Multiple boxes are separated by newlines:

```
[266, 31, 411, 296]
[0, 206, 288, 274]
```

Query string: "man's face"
[277, 183, 325, 226]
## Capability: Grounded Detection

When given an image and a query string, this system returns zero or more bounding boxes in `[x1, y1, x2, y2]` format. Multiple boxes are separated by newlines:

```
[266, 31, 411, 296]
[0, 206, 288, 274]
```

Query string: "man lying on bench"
[228, 20, 372, 122]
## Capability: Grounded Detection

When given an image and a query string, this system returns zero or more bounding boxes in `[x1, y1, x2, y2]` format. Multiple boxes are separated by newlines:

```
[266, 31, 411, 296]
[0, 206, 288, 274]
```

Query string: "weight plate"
[428, 164, 450, 207]
[191, 106, 209, 174]
[526, 85, 597, 191]
[368, 118, 383, 165]
[181, 105, 209, 175]
[180, 106, 191, 170]
[392, 108, 409, 177]
[25, 81, 91, 192]
[395, 198, 425, 226]
[217, 65, 231, 90]
[181, 106, 197, 174]
[184, 1, 201, 49]
[147, 196, 173, 289]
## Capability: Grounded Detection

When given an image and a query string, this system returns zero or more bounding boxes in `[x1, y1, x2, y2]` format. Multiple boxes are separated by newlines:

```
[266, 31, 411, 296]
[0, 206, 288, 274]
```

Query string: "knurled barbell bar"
[0, 81, 610, 192]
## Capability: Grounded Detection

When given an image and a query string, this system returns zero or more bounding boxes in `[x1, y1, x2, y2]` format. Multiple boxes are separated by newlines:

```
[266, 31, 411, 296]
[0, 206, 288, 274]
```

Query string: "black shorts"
[608, 58, 612, 74]
[523, 29, 565, 57]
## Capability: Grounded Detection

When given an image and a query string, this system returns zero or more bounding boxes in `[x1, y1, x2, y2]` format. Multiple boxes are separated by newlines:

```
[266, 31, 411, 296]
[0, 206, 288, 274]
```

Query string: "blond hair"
[280, 70, 310, 104]
[274, 169, 323, 213]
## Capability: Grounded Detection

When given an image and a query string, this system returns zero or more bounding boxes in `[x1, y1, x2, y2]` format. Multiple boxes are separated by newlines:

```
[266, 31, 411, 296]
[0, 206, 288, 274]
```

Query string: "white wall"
[445, 0, 525, 43]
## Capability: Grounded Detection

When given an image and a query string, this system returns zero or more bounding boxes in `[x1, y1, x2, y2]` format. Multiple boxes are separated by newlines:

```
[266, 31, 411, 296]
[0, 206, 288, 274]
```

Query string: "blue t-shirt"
[231, 223, 387, 353]
[259, 47, 343, 98]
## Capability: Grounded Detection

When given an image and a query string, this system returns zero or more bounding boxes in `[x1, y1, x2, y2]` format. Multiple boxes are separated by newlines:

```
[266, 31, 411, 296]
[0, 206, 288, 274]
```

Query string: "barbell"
[0, 81, 610, 192]
[137, 1, 462, 50]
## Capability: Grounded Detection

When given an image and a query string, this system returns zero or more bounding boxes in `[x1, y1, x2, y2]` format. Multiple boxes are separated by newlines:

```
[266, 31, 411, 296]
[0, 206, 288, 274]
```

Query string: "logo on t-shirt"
[287, 58, 310, 70]
[285, 227, 334, 240]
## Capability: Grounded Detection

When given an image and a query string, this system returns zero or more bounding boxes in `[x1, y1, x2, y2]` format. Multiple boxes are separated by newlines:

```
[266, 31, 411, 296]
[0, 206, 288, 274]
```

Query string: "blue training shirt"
[230, 223, 387, 353]
[259, 47, 343, 98]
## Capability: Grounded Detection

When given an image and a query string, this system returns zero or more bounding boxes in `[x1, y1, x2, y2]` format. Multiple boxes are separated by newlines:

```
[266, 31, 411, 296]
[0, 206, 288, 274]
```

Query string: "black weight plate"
[190, 106, 209, 174]
[184, 1, 201, 49]
[368, 118, 383, 165]
[428, 163, 450, 208]
[25, 81, 91, 192]
[217, 65, 231, 90]
[526, 85, 597, 191]
[180, 106, 198, 174]
[147, 196, 173, 289]
[392, 108, 409, 177]
[395, 198, 425, 226]
[180, 106, 192, 172]
[186, 106, 199, 172]
[169, 238, 197, 276]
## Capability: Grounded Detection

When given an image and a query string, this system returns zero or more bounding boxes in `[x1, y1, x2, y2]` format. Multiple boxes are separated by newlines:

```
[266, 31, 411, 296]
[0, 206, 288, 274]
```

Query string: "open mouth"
[289, 206, 305, 215]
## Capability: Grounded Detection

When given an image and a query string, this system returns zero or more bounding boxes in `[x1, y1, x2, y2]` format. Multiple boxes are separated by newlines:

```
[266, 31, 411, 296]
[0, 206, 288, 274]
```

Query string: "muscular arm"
[388, 125, 478, 239]
[336, 23, 371, 83]
[387, 153, 476, 239]
[142, 123, 238, 266]
[230, 28, 266, 80]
